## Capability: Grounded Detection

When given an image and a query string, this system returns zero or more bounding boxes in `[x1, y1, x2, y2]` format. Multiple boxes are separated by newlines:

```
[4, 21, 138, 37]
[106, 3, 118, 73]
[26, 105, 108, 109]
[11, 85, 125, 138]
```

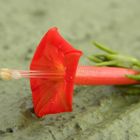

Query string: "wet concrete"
[0, 0, 140, 139]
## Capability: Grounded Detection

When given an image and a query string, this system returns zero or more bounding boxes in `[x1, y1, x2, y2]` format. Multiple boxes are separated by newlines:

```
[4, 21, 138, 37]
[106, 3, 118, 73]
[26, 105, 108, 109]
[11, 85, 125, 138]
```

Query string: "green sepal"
[89, 41, 140, 69]
[88, 41, 140, 82]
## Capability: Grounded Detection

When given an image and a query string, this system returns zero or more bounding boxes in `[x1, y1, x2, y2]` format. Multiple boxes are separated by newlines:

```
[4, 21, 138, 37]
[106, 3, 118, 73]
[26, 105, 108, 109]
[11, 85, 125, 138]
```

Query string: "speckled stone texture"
[0, 0, 140, 140]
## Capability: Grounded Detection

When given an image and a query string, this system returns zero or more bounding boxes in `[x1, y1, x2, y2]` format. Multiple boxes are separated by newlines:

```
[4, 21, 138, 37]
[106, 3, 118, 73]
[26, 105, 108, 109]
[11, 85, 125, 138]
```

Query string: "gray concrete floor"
[0, 0, 140, 139]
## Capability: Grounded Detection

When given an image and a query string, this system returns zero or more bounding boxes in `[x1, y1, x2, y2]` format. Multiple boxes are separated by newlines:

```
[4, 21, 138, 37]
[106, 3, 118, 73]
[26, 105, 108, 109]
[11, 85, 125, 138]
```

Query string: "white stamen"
[11, 70, 22, 79]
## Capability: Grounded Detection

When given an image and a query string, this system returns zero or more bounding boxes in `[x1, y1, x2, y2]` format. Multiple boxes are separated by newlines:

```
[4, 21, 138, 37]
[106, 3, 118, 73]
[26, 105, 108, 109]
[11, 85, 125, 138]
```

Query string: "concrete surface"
[0, 0, 140, 139]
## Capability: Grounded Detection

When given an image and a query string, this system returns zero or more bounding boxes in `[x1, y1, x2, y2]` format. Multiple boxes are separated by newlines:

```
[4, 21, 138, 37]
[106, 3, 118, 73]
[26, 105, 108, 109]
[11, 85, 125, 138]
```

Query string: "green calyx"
[88, 41, 140, 81]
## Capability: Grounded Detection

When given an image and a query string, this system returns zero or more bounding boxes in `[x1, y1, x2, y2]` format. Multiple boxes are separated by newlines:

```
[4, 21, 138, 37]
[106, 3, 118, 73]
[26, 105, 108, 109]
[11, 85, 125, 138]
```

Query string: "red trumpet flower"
[30, 27, 82, 117]
[30, 27, 139, 117]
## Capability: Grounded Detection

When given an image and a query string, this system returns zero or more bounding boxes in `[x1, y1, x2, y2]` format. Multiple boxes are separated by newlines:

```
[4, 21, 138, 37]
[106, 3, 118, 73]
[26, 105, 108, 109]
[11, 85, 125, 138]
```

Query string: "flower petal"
[30, 27, 82, 117]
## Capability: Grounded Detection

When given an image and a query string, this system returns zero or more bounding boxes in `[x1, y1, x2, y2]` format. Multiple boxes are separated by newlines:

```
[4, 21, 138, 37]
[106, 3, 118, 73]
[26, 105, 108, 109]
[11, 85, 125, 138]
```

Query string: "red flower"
[30, 27, 82, 117]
